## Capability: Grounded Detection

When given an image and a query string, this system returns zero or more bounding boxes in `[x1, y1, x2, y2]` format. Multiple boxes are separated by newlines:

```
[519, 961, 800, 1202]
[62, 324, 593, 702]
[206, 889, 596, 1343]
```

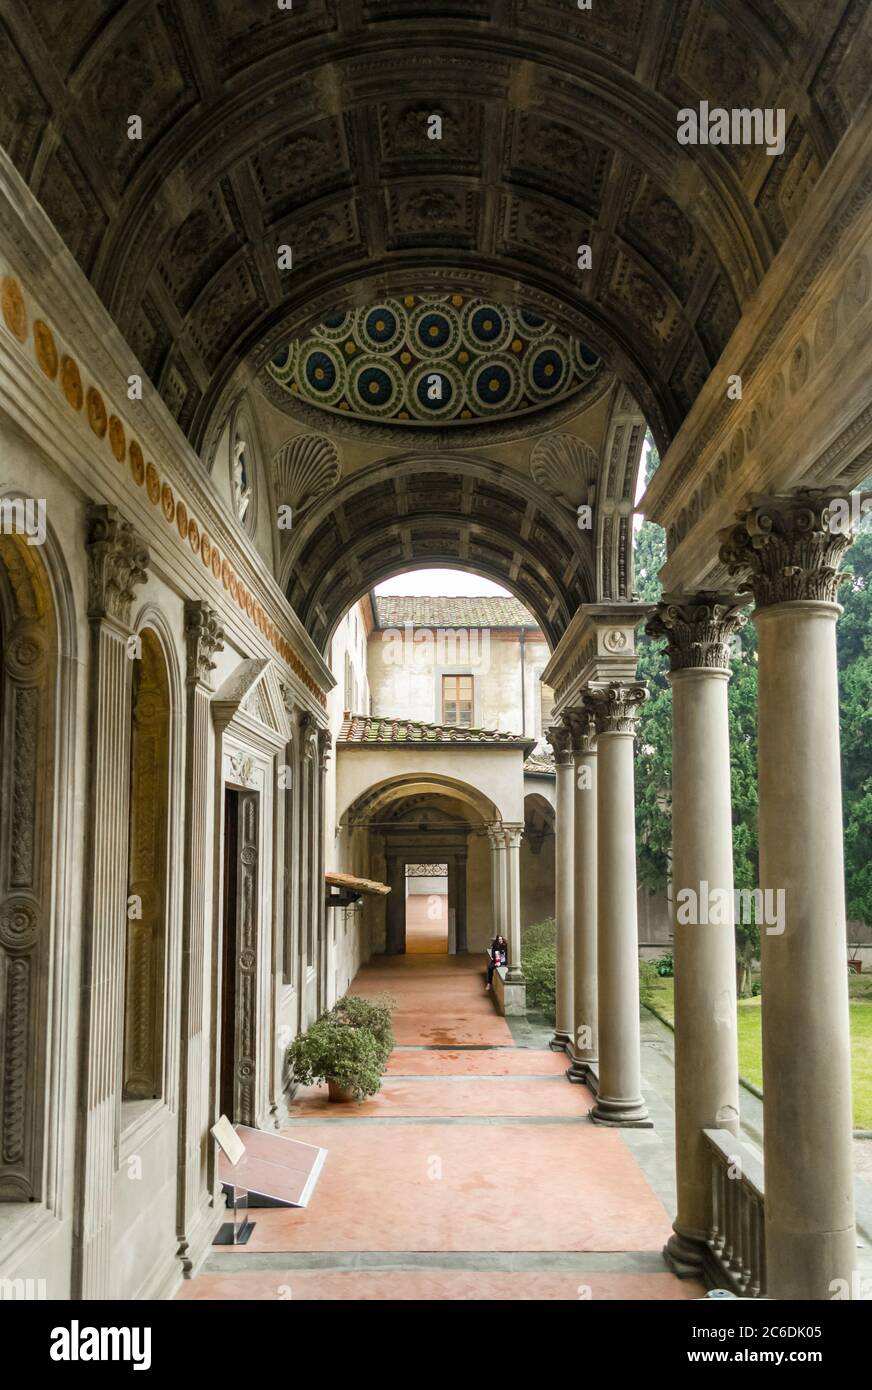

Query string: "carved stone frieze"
[85, 504, 149, 627]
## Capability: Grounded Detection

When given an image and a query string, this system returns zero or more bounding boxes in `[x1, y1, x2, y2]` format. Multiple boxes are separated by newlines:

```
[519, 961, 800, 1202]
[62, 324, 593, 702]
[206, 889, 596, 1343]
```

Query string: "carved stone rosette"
[587, 681, 648, 735]
[85, 503, 148, 626]
[184, 600, 225, 688]
[545, 720, 573, 766]
[718, 491, 852, 610]
[646, 592, 748, 673]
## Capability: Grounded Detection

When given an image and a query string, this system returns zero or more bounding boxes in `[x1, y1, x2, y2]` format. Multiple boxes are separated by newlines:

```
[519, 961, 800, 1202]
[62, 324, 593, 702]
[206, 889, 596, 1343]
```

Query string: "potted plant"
[286, 992, 395, 1103]
[848, 939, 863, 974]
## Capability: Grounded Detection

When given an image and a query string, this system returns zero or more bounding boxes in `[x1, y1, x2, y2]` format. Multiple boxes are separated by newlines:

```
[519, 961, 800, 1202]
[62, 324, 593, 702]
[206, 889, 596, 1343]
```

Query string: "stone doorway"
[405, 863, 449, 954]
[219, 786, 259, 1124]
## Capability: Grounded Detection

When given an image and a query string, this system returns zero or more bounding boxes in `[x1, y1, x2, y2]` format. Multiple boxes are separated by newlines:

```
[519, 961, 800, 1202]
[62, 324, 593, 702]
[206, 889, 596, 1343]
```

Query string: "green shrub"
[286, 1013, 387, 1102]
[329, 992, 395, 1059]
[653, 952, 674, 977]
[522, 917, 557, 1020]
[639, 959, 659, 1009]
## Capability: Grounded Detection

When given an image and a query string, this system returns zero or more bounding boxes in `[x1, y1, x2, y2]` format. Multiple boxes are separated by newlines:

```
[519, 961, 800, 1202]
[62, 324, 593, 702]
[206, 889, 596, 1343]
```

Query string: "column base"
[565, 1056, 597, 1084]
[549, 1030, 572, 1052]
[505, 968, 524, 985]
[663, 1227, 708, 1279]
[590, 1094, 652, 1128]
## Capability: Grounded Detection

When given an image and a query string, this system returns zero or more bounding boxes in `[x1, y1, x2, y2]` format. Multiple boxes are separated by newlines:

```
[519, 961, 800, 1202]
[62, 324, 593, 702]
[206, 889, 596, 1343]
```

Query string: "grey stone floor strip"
[203, 1249, 671, 1275]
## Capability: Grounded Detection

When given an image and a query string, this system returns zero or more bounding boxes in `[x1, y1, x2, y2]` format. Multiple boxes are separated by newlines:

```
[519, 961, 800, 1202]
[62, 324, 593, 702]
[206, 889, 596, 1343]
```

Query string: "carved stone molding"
[184, 599, 225, 688]
[85, 504, 149, 626]
[587, 681, 648, 735]
[718, 491, 853, 609]
[646, 592, 749, 672]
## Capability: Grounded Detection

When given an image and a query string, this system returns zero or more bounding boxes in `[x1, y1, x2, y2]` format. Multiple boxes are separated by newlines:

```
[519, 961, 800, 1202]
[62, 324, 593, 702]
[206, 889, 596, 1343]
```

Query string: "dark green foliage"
[521, 917, 556, 1020]
[286, 992, 395, 1102]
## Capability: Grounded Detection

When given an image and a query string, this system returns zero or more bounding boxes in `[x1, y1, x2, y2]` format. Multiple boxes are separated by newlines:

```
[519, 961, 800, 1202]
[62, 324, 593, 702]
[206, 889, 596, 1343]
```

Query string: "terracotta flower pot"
[327, 1077, 356, 1103]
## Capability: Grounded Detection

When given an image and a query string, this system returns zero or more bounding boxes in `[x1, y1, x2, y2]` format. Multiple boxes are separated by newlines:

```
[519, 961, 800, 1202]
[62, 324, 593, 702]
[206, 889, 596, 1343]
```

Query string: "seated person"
[486, 934, 508, 991]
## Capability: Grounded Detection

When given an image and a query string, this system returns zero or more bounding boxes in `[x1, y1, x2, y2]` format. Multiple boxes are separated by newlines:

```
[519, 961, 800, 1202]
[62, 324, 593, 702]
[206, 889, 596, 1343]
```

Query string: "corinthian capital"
[545, 720, 573, 766]
[565, 702, 597, 754]
[646, 592, 748, 673]
[184, 599, 225, 688]
[718, 490, 852, 609]
[85, 503, 148, 626]
[317, 726, 332, 772]
[587, 681, 648, 735]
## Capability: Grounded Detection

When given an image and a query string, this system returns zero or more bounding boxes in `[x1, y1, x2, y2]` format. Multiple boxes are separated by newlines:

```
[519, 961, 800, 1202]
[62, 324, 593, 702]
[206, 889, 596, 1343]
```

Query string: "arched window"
[123, 628, 171, 1100]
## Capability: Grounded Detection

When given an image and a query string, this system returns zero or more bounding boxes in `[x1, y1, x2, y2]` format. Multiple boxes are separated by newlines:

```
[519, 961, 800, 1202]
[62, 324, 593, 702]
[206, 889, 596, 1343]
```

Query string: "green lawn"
[645, 974, 872, 1131]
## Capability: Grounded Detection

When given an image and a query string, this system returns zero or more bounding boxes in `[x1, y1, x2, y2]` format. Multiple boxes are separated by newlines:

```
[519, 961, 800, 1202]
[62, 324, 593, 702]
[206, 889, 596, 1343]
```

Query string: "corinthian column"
[565, 703, 597, 1082]
[546, 721, 575, 1050]
[74, 504, 148, 1299]
[588, 681, 650, 1126]
[647, 594, 745, 1275]
[177, 600, 224, 1272]
[720, 491, 856, 1300]
[502, 824, 524, 983]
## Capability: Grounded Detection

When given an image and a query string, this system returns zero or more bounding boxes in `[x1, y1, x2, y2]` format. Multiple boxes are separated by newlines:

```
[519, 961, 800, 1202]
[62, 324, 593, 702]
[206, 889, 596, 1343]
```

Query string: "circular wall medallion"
[525, 340, 569, 398]
[1, 276, 27, 342]
[410, 302, 461, 358]
[5, 624, 47, 678]
[108, 415, 126, 462]
[33, 319, 58, 378]
[299, 342, 345, 406]
[0, 897, 39, 951]
[470, 354, 521, 414]
[222, 559, 232, 589]
[358, 301, 406, 353]
[603, 629, 628, 653]
[463, 300, 511, 353]
[408, 360, 463, 419]
[713, 453, 728, 493]
[350, 356, 404, 417]
[187, 517, 200, 554]
[312, 309, 355, 342]
[201, 534, 212, 567]
[129, 440, 145, 486]
[211, 545, 221, 579]
[229, 575, 238, 601]
[729, 427, 745, 472]
[161, 482, 175, 523]
[145, 462, 161, 505]
[61, 355, 83, 411]
[86, 387, 108, 438]
[175, 498, 188, 539]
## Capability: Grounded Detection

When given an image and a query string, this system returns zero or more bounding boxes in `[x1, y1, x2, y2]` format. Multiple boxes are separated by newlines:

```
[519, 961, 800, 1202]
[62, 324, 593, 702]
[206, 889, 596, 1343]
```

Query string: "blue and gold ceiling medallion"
[268, 294, 603, 425]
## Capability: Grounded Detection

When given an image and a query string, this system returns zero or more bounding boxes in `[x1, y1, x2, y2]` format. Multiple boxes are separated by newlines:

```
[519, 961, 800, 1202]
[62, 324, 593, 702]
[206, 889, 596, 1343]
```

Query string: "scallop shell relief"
[530, 433, 598, 509]
[273, 433, 341, 511]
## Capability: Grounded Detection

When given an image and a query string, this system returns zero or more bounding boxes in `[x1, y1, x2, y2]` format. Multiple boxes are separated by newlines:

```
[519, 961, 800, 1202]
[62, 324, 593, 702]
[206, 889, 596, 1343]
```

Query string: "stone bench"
[490, 961, 526, 1017]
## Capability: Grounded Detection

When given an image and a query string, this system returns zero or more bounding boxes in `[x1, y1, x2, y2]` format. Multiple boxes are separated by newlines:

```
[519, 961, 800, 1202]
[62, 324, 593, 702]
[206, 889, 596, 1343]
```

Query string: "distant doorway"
[405, 863, 449, 954]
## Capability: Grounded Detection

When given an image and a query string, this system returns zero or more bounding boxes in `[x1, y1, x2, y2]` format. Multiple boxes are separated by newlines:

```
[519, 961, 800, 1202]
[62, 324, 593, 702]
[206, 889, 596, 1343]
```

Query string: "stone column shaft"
[721, 492, 856, 1299]
[567, 707, 597, 1080]
[546, 723, 574, 1050]
[648, 595, 743, 1274]
[589, 682, 650, 1127]
[503, 825, 524, 983]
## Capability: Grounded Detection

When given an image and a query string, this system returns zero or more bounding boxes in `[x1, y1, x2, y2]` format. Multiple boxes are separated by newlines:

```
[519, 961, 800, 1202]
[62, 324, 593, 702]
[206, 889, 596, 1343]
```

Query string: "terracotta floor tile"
[177, 1271, 704, 1301]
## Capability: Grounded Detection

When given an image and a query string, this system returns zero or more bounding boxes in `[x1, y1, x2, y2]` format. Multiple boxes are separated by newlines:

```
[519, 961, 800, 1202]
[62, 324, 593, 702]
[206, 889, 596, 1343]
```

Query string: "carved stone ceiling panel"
[0, 0, 866, 454]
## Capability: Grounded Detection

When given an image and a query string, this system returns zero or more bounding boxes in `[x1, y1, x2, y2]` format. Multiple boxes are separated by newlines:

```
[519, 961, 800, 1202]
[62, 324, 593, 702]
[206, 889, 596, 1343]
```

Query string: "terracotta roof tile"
[374, 595, 538, 629]
[339, 713, 532, 747]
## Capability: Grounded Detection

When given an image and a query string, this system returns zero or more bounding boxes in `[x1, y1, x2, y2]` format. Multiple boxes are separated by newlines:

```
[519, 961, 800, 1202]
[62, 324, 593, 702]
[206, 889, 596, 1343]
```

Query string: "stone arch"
[122, 621, 172, 1100]
[281, 453, 594, 653]
[0, 511, 74, 1205]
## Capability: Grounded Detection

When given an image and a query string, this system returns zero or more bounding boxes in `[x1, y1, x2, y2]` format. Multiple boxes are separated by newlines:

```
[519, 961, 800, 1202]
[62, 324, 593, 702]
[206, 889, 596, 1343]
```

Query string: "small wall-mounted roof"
[339, 713, 534, 751]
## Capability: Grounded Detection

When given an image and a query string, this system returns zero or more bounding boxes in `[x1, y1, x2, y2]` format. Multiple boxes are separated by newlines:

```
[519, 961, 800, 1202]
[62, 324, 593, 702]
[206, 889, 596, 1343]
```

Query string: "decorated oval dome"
[267, 294, 604, 427]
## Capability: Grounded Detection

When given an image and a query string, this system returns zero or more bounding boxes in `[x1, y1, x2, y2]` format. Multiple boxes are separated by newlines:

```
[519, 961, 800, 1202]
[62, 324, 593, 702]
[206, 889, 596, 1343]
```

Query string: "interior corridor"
[180, 955, 703, 1300]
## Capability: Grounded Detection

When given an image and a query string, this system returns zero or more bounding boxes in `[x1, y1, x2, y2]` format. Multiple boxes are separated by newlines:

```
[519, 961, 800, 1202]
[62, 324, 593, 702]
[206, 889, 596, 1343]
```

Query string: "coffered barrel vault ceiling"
[1, 0, 867, 455]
